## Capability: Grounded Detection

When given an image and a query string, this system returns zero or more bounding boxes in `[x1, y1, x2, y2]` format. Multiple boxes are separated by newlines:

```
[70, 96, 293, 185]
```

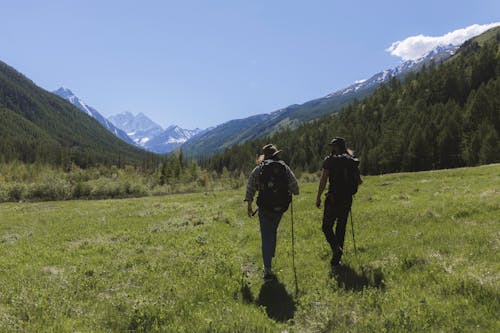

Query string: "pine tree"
[478, 123, 500, 164]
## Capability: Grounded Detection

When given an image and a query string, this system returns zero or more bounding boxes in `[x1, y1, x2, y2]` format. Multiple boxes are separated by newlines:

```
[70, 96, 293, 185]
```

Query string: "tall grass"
[0, 164, 498, 331]
[0, 162, 248, 202]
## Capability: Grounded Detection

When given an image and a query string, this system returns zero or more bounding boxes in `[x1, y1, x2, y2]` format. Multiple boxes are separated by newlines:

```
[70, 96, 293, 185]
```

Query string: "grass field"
[0, 164, 499, 332]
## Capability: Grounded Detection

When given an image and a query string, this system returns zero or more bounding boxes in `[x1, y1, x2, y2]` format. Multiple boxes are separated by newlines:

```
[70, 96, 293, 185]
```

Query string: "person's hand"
[316, 196, 322, 209]
[247, 204, 254, 218]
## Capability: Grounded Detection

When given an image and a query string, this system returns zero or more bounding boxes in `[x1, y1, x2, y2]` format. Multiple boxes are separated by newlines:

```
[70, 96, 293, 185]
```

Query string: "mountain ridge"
[109, 111, 164, 147]
[205, 26, 500, 175]
[53, 87, 136, 146]
[109, 111, 203, 153]
[0, 61, 149, 167]
[182, 44, 459, 157]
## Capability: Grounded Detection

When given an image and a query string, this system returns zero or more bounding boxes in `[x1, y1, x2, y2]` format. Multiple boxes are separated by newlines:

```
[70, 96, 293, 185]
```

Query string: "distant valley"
[53, 89, 203, 154]
[108, 111, 203, 153]
[52, 44, 459, 157]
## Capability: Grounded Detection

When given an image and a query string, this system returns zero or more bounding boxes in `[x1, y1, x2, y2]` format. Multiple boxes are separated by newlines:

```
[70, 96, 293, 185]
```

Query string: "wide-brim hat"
[261, 143, 282, 158]
[328, 137, 346, 149]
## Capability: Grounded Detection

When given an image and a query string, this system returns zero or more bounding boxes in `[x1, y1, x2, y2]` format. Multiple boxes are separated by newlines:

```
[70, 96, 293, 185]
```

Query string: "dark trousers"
[258, 210, 283, 269]
[322, 193, 352, 263]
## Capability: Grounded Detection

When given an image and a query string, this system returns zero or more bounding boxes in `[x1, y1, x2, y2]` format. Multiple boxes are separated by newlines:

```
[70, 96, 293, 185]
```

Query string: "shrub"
[127, 182, 148, 197]
[89, 179, 122, 199]
[72, 182, 92, 199]
[6, 183, 27, 202]
[28, 176, 71, 201]
[0, 184, 8, 202]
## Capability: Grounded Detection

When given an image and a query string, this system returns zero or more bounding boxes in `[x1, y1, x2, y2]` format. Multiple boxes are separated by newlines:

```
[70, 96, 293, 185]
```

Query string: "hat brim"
[261, 150, 282, 159]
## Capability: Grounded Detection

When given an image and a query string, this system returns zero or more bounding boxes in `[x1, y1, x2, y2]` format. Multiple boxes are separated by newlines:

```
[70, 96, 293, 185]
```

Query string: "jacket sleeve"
[286, 165, 299, 195]
[244, 166, 260, 203]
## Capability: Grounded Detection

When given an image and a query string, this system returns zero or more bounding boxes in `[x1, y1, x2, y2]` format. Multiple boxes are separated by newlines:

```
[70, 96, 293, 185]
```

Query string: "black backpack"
[345, 157, 362, 196]
[257, 160, 292, 213]
[332, 154, 362, 197]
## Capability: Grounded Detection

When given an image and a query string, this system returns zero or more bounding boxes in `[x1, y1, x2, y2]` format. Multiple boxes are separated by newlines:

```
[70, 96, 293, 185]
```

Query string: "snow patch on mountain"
[325, 44, 458, 99]
[108, 112, 203, 153]
[53, 87, 136, 146]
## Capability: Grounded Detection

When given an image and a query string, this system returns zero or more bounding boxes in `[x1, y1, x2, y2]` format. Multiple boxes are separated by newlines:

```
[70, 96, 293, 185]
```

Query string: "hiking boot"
[330, 258, 343, 277]
[330, 256, 341, 268]
[263, 268, 276, 282]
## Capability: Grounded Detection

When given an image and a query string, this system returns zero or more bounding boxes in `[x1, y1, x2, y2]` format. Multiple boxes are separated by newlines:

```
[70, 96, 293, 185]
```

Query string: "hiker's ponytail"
[256, 154, 265, 165]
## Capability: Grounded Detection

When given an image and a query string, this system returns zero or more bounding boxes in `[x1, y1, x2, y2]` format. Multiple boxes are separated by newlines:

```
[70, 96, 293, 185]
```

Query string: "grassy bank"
[0, 162, 246, 202]
[0, 164, 498, 332]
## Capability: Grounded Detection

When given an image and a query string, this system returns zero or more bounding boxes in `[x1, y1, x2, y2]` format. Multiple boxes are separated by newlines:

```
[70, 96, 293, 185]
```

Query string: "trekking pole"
[350, 207, 358, 257]
[291, 198, 299, 296]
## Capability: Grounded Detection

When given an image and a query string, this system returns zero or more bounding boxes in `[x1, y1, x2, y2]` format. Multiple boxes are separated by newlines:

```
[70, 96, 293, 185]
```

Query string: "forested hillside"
[205, 27, 500, 175]
[182, 45, 456, 158]
[0, 61, 150, 168]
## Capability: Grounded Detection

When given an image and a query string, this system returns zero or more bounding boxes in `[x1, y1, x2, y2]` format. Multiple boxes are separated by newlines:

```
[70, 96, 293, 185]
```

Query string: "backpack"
[257, 160, 292, 213]
[331, 154, 362, 197]
[345, 157, 362, 196]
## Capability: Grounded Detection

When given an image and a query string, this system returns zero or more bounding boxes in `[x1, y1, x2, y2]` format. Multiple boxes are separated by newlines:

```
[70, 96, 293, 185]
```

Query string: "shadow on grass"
[240, 276, 296, 322]
[330, 264, 385, 291]
[241, 282, 254, 303]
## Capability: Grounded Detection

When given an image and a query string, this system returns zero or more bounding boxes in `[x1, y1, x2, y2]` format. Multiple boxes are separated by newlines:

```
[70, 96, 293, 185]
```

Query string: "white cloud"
[386, 22, 500, 61]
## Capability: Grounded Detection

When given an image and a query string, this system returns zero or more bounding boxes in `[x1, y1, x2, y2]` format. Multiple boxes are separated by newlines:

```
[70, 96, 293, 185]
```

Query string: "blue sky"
[1, 0, 499, 129]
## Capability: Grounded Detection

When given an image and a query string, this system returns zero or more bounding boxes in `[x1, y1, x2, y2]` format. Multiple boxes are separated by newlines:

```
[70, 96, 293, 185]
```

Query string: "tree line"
[204, 35, 500, 176]
[0, 60, 149, 169]
[1, 31, 498, 182]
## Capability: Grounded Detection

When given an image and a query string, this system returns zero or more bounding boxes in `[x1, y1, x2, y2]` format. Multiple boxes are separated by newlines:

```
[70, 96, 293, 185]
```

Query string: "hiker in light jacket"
[245, 144, 299, 281]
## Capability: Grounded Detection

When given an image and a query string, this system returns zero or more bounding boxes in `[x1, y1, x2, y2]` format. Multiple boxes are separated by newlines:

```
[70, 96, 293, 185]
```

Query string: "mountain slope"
[144, 125, 202, 153]
[206, 26, 500, 175]
[0, 108, 61, 163]
[108, 111, 164, 146]
[181, 114, 271, 156]
[109, 111, 203, 153]
[0, 60, 149, 167]
[183, 45, 458, 157]
[109, 111, 164, 148]
[53, 88, 136, 145]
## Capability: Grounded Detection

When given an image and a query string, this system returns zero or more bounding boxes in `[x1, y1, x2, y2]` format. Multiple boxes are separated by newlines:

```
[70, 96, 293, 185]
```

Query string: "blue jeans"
[258, 210, 284, 269]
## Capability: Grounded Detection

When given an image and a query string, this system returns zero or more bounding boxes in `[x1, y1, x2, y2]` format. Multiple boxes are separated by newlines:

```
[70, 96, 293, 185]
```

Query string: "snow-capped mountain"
[145, 125, 203, 153]
[183, 44, 459, 157]
[53, 87, 135, 145]
[326, 44, 459, 98]
[108, 111, 203, 153]
[108, 112, 164, 147]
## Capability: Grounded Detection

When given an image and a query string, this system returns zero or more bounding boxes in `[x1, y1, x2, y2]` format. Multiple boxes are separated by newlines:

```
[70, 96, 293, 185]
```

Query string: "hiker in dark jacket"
[245, 144, 299, 280]
[316, 137, 362, 267]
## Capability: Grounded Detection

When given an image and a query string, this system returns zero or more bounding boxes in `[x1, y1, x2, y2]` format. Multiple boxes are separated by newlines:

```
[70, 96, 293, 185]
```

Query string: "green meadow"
[0, 164, 499, 332]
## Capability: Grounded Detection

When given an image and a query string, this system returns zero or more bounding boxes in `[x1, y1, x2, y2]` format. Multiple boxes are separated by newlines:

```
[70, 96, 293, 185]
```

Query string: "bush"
[28, 176, 71, 201]
[0, 162, 233, 202]
[86, 178, 149, 199]
[7, 183, 27, 202]
[72, 182, 92, 199]
[89, 179, 121, 199]
[0, 185, 8, 202]
[127, 182, 148, 197]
